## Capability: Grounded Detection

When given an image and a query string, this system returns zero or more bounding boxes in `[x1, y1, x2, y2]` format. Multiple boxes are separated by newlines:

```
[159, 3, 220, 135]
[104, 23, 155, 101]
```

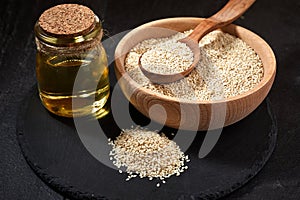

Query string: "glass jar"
[34, 4, 110, 118]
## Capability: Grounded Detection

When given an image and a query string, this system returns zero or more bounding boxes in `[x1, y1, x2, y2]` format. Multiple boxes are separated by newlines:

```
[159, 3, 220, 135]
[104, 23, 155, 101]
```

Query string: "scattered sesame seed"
[108, 127, 189, 186]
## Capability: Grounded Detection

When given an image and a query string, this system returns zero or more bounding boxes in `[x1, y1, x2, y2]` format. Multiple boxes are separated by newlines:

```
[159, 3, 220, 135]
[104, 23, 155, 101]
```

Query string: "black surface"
[17, 86, 277, 200]
[1, 0, 300, 199]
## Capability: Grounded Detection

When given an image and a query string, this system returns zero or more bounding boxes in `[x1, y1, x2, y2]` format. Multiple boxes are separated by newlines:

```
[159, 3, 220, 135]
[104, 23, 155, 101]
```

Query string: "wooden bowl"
[114, 17, 276, 131]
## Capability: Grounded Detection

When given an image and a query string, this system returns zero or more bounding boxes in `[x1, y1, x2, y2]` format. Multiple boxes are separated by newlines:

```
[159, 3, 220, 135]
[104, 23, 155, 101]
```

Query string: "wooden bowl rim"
[114, 17, 276, 105]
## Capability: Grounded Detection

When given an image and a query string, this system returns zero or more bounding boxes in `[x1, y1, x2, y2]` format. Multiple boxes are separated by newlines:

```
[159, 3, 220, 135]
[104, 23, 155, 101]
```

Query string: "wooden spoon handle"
[188, 0, 256, 42]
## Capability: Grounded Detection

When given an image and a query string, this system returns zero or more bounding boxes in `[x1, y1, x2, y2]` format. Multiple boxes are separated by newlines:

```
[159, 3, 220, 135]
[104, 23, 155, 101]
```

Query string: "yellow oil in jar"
[36, 49, 110, 118]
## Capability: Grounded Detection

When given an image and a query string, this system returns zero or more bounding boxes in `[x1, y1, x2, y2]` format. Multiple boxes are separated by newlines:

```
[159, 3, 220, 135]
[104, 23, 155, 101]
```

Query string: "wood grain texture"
[1, 0, 300, 199]
[138, 0, 256, 84]
[16, 87, 278, 200]
[189, 0, 256, 42]
[114, 17, 276, 131]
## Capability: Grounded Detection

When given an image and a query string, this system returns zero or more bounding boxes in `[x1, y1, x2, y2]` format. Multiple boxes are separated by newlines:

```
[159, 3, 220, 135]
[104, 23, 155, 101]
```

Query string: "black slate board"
[17, 86, 277, 200]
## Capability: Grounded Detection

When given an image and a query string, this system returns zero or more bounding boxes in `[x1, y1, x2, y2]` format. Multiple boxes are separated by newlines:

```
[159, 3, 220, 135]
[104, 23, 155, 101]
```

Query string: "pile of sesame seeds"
[108, 127, 189, 187]
[140, 41, 193, 74]
[125, 30, 264, 101]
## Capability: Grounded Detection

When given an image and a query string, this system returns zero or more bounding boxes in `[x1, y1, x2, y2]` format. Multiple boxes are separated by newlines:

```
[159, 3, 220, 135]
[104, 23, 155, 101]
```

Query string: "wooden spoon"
[140, 0, 256, 84]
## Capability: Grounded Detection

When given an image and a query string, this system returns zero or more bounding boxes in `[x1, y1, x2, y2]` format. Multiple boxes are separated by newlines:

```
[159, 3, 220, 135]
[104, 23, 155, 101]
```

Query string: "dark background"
[0, 0, 299, 199]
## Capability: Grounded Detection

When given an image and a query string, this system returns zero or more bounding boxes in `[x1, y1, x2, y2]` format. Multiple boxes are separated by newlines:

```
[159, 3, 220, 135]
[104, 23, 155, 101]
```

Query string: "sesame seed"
[141, 41, 193, 75]
[125, 30, 263, 100]
[108, 127, 189, 186]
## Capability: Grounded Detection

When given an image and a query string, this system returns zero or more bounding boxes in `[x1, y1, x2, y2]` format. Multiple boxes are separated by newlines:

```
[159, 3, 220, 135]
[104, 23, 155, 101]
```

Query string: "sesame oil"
[36, 51, 110, 118]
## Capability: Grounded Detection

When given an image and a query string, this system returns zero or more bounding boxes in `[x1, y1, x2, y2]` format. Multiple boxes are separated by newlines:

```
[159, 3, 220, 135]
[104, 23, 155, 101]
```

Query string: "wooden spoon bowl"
[139, 36, 200, 84]
[139, 0, 256, 83]
[114, 17, 276, 131]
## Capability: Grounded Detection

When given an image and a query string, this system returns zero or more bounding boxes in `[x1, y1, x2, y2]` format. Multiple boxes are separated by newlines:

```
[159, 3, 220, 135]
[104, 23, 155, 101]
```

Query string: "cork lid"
[38, 4, 96, 37]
